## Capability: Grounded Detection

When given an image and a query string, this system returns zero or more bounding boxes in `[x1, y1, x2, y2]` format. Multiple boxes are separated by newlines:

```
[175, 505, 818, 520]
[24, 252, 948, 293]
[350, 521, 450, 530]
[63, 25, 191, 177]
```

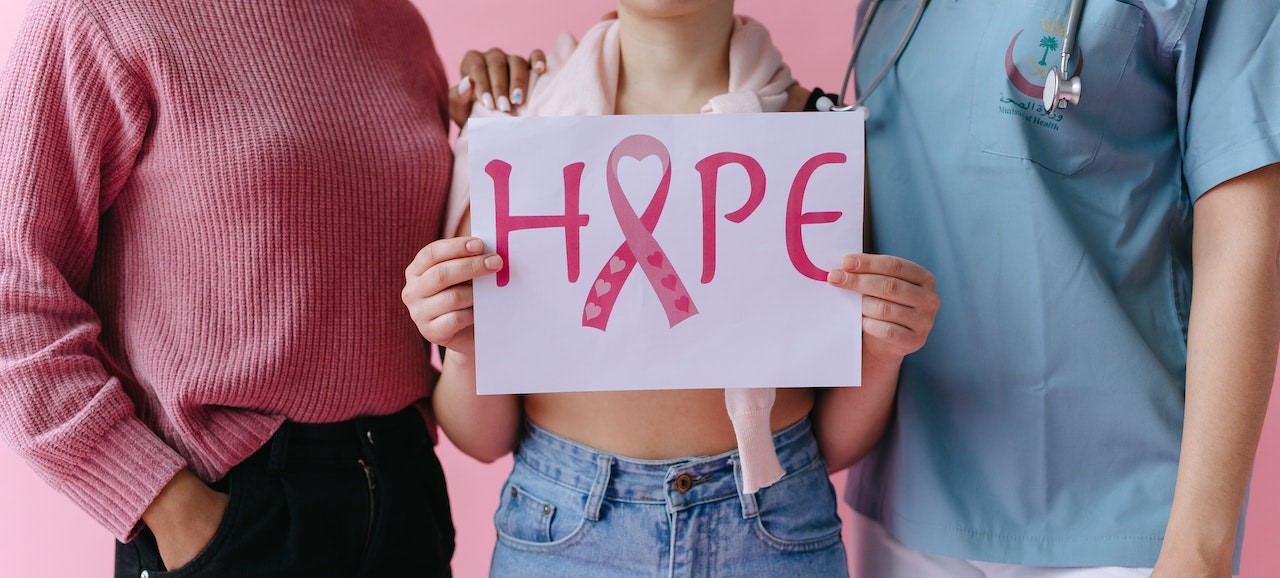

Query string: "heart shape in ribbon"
[580, 134, 699, 330]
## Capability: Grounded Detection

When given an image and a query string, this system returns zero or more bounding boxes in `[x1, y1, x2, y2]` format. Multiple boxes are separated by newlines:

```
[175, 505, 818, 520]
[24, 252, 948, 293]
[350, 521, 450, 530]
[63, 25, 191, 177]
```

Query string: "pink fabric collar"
[525, 15, 793, 117]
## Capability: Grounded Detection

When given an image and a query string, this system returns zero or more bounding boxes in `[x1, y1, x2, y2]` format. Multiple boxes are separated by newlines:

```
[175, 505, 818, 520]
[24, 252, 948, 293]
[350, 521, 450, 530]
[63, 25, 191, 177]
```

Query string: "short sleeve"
[1182, 0, 1280, 200]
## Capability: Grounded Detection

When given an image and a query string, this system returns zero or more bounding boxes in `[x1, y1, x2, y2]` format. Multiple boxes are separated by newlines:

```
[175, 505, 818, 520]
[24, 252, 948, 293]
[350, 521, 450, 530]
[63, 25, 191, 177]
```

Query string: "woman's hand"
[449, 49, 547, 128]
[447, 11, 622, 127]
[826, 253, 939, 363]
[414, 235, 523, 463]
[142, 470, 229, 572]
[402, 237, 503, 360]
[813, 253, 939, 472]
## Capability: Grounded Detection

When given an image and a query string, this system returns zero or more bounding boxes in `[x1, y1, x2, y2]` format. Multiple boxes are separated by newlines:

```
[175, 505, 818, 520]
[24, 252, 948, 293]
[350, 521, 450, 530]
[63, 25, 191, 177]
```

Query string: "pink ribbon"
[582, 135, 699, 330]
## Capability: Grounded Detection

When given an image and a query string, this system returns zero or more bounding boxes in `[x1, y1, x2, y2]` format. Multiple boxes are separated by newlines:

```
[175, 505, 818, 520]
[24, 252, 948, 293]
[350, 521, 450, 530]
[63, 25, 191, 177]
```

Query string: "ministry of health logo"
[997, 17, 1084, 130]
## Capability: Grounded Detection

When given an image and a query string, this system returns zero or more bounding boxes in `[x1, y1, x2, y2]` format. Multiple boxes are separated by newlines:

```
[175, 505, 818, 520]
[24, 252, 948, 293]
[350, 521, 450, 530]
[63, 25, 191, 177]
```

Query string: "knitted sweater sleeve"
[0, 0, 186, 541]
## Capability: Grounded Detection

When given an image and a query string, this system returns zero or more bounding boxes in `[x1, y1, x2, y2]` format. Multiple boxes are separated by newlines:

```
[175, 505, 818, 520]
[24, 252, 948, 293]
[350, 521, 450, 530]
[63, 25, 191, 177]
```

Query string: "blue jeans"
[489, 417, 848, 578]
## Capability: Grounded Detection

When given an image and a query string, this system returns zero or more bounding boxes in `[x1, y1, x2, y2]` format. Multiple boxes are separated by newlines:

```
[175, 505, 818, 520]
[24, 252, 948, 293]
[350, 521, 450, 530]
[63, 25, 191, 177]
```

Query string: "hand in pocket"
[142, 470, 230, 571]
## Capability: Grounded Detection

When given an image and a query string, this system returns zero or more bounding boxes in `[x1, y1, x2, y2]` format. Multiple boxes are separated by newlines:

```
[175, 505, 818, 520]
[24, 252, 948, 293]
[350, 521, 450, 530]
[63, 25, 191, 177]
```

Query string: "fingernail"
[484, 255, 503, 270]
[511, 88, 524, 105]
[465, 239, 482, 253]
[497, 95, 511, 112]
[843, 256, 861, 270]
[533, 61, 547, 74]
[481, 92, 494, 109]
[457, 75, 471, 94]
[828, 270, 848, 285]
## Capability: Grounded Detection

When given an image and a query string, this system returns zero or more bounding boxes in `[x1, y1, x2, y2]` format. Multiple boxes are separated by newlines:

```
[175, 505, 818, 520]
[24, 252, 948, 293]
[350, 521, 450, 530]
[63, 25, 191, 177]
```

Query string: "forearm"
[813, 350, 899, 472]
[817, 251, 938, 472]
[1160, 265, 1277, 571]
[432, 352, 523, 463]
[1156, 165, 1280, 574]
[0, 370, 187, 539]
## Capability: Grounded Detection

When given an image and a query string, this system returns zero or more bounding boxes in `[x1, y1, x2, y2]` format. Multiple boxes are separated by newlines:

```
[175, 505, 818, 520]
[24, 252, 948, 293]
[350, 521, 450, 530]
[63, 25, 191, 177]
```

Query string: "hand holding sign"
[827, 254, 939, 362]
[402, 236, 503, 361]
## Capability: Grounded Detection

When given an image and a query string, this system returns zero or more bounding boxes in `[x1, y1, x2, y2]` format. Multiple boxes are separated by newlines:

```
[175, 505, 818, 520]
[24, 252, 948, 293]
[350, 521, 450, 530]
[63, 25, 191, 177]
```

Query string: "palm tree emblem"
[1038, 36, 1059, 66]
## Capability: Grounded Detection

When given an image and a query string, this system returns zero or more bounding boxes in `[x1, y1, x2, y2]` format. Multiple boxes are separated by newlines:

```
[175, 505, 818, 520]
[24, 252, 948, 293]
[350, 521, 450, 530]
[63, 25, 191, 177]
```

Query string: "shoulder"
[543, 29, 584, 74]
[23, 0, 157, 33]
[516, 34, 575, 116]
[518, 20, 616, 116]
[782, 83, 810, 113]
[16, 0, 163, 62]
[8, 0, 160, 75]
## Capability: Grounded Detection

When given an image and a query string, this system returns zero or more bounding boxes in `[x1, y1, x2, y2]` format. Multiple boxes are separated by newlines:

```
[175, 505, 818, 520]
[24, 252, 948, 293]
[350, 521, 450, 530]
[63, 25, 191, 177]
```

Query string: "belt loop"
[268, 423, 291, 473]
[733, 457, 759, 519]
[584, 454, 612, 522]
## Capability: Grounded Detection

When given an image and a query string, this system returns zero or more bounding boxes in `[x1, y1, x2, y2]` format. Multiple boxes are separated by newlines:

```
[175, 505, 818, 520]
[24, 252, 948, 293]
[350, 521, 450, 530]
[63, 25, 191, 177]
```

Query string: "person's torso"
[846, 0, 1202, 567]
[83, 0, 452, 432]
[519, 17, 812, 459]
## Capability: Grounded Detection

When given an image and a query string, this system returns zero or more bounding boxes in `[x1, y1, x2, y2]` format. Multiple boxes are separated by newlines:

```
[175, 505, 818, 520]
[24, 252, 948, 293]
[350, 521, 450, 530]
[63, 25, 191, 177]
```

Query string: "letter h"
[487, 160, 590, 287]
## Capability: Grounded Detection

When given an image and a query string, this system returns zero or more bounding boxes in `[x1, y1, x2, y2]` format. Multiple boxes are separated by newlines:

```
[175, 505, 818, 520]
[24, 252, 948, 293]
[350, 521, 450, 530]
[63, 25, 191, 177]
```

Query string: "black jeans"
[115, 407, 454, 578]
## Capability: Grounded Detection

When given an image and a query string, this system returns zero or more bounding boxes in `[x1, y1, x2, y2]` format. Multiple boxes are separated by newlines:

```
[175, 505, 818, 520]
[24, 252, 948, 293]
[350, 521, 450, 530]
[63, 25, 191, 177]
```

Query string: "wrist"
[861, 345, 904, 385]
[1155, 532, 1235, 577]
[442, 347, 477, 370]
[141, 469, 229, 571]
[142, 469, 210, 533]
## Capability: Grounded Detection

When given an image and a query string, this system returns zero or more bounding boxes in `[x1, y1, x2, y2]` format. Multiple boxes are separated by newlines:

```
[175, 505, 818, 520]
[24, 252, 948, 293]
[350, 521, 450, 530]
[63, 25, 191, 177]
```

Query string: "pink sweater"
[0, 0, 451, 540]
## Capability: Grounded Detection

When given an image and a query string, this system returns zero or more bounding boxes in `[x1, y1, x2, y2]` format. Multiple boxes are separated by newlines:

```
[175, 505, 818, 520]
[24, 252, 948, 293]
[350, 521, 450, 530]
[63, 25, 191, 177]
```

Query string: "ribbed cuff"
[57, 416, 187, 541]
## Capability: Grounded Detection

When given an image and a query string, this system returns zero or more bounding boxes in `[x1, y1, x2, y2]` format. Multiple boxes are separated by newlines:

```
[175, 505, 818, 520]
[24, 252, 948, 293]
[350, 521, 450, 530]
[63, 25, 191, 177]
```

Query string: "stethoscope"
[821, 0, 1086, 115]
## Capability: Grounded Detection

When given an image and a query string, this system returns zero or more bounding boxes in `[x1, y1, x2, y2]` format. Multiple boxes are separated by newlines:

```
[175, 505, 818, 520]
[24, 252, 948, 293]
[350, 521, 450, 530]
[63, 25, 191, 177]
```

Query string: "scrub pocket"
[968, 0, 1144, 175]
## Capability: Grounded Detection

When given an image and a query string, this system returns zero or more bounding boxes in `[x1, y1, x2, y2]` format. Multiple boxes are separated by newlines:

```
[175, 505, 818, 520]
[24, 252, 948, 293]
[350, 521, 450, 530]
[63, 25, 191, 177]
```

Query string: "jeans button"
[674, 473, 693, 493]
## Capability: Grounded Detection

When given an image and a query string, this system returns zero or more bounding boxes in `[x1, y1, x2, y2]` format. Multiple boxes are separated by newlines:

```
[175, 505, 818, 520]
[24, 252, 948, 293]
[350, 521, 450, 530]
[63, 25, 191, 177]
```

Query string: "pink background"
[0, 0, 1276, 575]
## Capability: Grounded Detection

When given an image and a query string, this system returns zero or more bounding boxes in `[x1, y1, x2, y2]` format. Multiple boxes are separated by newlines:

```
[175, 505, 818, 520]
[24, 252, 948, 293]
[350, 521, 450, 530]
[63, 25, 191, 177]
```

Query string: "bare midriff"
[523, 388, 813, 459]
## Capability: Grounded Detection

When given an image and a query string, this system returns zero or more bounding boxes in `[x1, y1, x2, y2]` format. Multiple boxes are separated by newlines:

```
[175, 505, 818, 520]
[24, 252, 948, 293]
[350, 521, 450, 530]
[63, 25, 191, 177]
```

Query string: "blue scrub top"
[844, 0, 1280, 569]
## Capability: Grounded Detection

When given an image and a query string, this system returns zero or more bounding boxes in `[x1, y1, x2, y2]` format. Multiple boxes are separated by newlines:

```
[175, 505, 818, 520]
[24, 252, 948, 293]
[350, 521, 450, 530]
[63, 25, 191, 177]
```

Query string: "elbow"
[823, 442, 865, 474]
[816, 418, 892, 474]
[825, 455, 854, 475]
[448, 433, 516, 464]
[470, 445, 513, 464]
[824, 441, 876, 474]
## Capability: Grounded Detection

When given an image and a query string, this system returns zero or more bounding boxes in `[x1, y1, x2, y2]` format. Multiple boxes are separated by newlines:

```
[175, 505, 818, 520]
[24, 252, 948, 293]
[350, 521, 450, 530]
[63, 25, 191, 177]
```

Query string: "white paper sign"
[468, 112, 865, 394]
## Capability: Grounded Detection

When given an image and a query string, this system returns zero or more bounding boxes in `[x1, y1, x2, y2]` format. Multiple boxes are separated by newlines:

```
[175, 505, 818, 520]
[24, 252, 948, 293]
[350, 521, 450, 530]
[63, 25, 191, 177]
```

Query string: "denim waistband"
[514, 417, 820, 515]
